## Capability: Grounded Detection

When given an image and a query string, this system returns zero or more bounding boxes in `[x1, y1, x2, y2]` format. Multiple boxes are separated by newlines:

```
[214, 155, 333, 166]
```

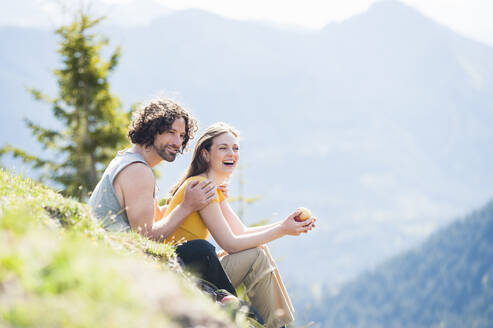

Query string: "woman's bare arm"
[200, 202, 312, 253]
[220, 200, 282, 235]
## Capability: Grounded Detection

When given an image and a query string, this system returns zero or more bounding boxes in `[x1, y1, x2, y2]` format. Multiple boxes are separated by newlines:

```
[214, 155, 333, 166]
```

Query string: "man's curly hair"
[127, 98, 198, 152]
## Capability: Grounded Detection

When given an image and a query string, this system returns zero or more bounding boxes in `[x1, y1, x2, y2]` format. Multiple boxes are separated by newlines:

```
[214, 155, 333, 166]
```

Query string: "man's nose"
[172, 134, 183, 146]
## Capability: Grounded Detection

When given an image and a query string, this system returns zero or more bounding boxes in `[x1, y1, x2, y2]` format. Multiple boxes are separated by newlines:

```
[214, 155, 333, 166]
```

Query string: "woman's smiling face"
[204, 132, 240, 176]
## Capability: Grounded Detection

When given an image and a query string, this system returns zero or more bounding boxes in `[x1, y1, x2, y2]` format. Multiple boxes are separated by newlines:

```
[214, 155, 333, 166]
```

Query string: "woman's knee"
[188, 239, 216, 253]
[241, 246, 263, 257]
[254, 247, 269, 263]
[176, 239, 217, 259]
[240, 247, 270, 273]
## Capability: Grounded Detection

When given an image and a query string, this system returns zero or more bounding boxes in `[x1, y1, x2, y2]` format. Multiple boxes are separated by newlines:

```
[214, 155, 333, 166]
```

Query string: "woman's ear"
[201, 149, 210, 163]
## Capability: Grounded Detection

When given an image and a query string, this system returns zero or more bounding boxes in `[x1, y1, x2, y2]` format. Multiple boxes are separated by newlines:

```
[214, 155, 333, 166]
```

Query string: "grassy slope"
[0, 170, 247, 327]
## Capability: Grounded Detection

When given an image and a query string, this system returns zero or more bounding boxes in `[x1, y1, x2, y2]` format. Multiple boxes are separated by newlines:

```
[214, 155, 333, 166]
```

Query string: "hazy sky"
[1, 0, 492, 47]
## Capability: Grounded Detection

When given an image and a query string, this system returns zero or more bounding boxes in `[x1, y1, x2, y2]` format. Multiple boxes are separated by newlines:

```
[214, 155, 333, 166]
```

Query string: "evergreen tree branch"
[23, 118, 62, 149]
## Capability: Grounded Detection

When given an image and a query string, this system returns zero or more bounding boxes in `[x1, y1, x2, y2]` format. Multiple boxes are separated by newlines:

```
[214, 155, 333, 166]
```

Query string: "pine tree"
[0, 11, 129, 200]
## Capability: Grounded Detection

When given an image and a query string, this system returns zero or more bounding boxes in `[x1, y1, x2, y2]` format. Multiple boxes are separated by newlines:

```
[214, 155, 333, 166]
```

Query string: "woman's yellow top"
[160, 176, 226, 244]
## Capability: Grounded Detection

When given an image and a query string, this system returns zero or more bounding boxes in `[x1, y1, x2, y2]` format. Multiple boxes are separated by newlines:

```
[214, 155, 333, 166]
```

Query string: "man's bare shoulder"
[115, 162, 154, 188]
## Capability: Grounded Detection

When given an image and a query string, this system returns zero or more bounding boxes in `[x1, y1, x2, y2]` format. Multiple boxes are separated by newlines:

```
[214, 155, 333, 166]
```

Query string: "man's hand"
[182, 179, 217, 213]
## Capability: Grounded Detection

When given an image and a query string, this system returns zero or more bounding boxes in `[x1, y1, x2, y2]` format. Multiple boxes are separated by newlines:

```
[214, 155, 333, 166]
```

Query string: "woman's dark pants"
[175, 239, 236, 296]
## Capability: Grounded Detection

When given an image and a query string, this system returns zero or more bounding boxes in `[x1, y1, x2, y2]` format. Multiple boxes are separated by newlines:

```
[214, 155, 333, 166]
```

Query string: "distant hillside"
[305, 200, 493, 328]
[2, 0, 493, 288]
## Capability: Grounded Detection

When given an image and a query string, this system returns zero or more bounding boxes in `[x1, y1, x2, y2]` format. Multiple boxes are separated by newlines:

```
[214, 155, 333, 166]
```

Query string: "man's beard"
[153, 144, 179, 162]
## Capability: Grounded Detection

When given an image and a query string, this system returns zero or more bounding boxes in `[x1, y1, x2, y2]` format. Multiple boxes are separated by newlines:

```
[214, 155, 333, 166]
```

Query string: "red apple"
[294, 207, 312, 222]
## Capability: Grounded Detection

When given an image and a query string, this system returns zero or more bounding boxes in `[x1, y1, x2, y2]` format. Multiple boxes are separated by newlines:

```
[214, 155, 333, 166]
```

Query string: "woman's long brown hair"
[168, 122, 239, 199]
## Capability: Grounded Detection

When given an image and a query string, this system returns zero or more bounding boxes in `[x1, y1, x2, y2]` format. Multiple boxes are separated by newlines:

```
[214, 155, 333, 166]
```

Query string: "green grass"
[0, 169, 249, 327]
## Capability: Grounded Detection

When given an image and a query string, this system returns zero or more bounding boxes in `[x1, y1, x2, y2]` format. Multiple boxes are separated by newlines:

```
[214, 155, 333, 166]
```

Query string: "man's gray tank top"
[88, 150, 155, 232]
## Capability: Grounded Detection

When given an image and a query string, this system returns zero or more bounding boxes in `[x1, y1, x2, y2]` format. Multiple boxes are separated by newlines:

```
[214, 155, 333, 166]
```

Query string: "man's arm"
[114, 163, 216, 241]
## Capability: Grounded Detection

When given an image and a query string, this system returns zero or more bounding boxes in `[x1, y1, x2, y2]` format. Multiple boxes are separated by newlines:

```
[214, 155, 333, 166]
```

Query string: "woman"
[161, 122, 316, 328]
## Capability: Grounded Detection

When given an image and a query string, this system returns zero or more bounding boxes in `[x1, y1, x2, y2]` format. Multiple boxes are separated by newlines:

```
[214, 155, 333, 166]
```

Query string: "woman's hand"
[217, 183, 229, 198]
[302, 217, 316, 233]
[281, 210, 316, 236]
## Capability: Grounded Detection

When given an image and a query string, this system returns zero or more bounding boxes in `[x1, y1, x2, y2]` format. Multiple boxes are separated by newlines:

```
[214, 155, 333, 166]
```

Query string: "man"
[89, 98, 236, 295]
